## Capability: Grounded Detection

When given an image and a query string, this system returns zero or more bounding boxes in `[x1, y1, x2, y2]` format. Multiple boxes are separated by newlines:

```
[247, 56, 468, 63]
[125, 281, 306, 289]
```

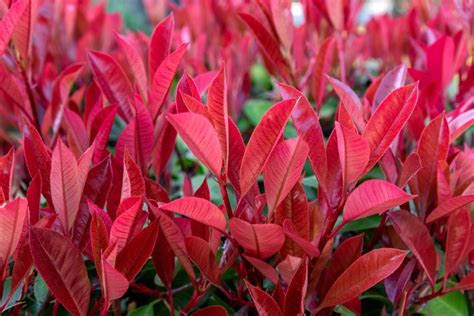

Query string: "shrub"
[0, 0, 473, 315]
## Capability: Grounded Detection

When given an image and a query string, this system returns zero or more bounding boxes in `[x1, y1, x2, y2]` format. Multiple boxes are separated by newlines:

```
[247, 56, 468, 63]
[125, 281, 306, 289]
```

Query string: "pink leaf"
[426, 195, 474, 223]
[343, 180, 415, 222]
[148, 14, 174, 79]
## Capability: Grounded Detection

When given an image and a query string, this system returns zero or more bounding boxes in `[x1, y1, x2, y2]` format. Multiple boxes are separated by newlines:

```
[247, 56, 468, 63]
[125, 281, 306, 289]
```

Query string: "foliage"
[0, 0, 473, 315]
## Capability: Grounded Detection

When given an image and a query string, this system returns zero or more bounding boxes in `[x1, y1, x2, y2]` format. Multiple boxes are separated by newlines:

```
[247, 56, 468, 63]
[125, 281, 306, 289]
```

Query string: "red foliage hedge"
[0, 0, 473, 315]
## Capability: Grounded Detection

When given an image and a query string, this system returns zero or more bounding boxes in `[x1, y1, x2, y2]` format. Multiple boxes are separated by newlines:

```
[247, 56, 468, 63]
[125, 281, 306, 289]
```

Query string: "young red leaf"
[426, 195, 474, 223]
[120, 152, 145, 201]
[284, 261, 307, 316]
[185, 236, 221, 287]
[26, 173, 41, 224]
[0, 0, 29, 56]
[115, 219, 159, 281]
[160, 197, 226, 232]
[373, 65, 407, 109]
[242, 254, 279, 284]
[343, 180, 415, 222]
[240, 98, 297, 196]
[455, 271, 474, 291]
[282, 220, 320, 258]
[388, 210, 437, 285]
[318, 248, 407, 309]
[396, 153, 422, 188]
[154, 209, 196, 282]
[245, 280, 283, 316]
[318, 234, 364, 298]
[23, 121, 52, 204]
[87, 50, 134, 121]
[229, 218, 284, 259]
[277, 83, 327, 186]
[264, 137, 308, 215]
[335, 122, 370, 187]
[149, 43, 187, 120]
[115, 33, 147, 100]
[50, 139, 82, 235]
[238, 13, 292, 83]
[109, 197, 145, 253]
[416, 113, 450, 215]
[208, 66, 229, 175]
[312, 37, 335, 109]
[192, 306, 228, 316]
[384, 259, 416, 303]
[327, 76, 366, 132]
[148, 14, 174, 79]
[276, 182, 310, 257]
[0, 149, 14, 203]
[89, 206, 109, 278]
[100, 254, 129, 302]
[0, 199, 28, 270]
[30, 227, 90, 316]
[444, 208, 471, 281]
[363, 83, 418, 171]
[166, 112, 223, 177]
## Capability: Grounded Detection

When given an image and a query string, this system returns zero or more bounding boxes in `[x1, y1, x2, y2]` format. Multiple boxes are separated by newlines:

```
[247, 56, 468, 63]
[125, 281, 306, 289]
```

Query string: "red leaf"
[89, 206, 109, 278]
[154, 209, 196, 281]
[264, 137, 308, 215]
[152, 105, 177, 177]
[116, 99, 154, 172]
[373, 65, 407, 110]
[384, 259, 416, 303]
[26, 173, 41, 224]
[312, 37, 336, 109]
[416, 114, 450, 214]
[318, 248, 407, 309]
[50, 139, 82, 235]
[240, 98, 297, 196]
[185, 236, 221, 287]
[242, 254, 279, 284]
[284, 261, 307, 316]
[238, 12, 292, 83]
[343, 180, 415, 222]
[23, 121, 52, 204]
[100, 254, 128, 301]
[30, 227, 90, 316]
[0, 199, 28, 270]
[388, 210, 437, 285]
[208, 66, 229, 175]
[227, 117, 246, 194]
[426, 195, 474, 223]
[166, 112, 223, 177]
[115, 33, 147, 100]
[229, 218, 284, 259]
[109, 197, 145, 253]
[148, 14, 174, 79]
[277, 83, 327, 186]
[87, 50, 134, 121]
[91, 106, 116, 164]
[396, 153, 422, 188]
[120, 152, 145, 201]
[0, 148, 14, 203]
[245, 280, 283, 316]
[444, 208, 471, 281]
[335, 122, 370, 187]
[0, 0, 29, 56]
[282, 220, 320, 258]
[318, 234, 364, 298]
[456, 271, 474, 291]
[115, 219, 159, 281]
[276, 182, 310, 257]
[327, 76, 365, 133]
[149, 43, 187, 120]
[160, 197, 226, 232]
[192, 306, 228, 316]
[363, 83, 418, 171]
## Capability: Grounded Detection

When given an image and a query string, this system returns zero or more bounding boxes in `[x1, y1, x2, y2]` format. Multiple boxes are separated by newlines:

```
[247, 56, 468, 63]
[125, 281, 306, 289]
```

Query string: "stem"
[52, 300, 59, 316]
[167, 288, 175, 315]
[18, 60, 40, 131]
[219, 179, 233, 219]
[113, 300, 121, 316]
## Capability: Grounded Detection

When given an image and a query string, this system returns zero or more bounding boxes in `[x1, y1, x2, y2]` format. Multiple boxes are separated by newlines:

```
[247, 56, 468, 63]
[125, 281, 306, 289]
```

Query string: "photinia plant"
[0, 0, 473, 315]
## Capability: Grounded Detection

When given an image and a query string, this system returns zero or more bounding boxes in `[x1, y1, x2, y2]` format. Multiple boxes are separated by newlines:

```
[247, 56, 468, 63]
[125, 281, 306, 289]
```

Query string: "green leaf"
[340, 215, 381, 233]
[34, 274, 49, 305]
[243, 99, 273, 126]
[421, 291, 468, 316]
[1, 277, 23, 311]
